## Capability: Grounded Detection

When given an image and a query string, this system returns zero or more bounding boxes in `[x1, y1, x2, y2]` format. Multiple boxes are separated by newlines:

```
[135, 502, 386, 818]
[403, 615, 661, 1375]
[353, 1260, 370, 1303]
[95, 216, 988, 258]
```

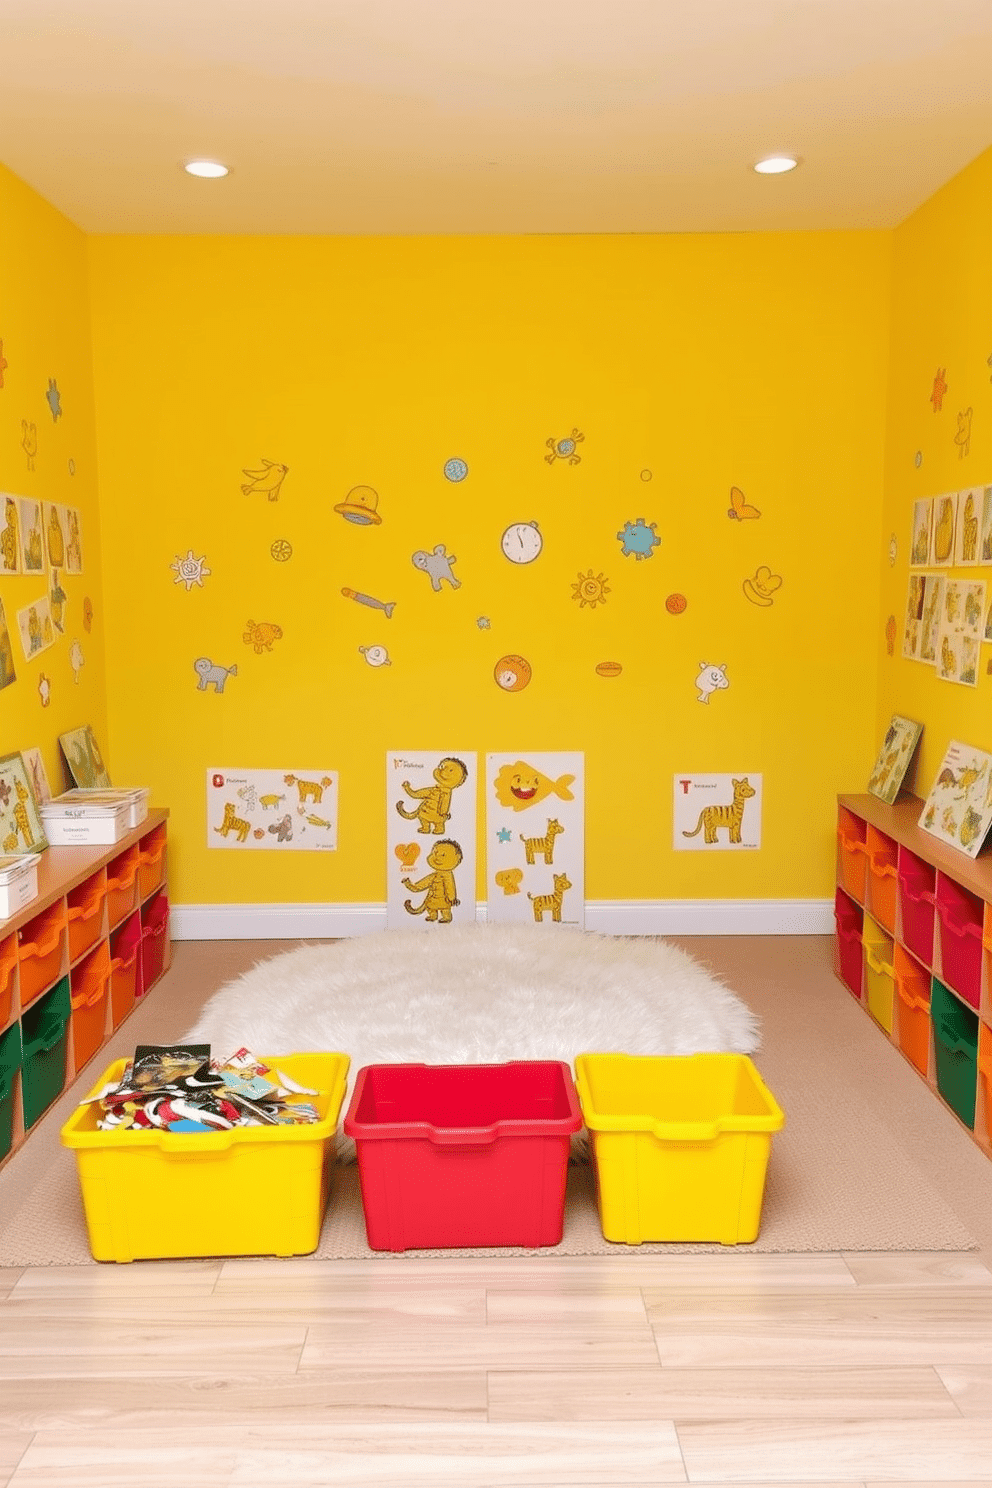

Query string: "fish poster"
[485, 752, 584, 927]
[206, 768, 338, 850]
[674, 773, 762, 851]
[386, 750, 478, 929]
[919, 741, 992, 858]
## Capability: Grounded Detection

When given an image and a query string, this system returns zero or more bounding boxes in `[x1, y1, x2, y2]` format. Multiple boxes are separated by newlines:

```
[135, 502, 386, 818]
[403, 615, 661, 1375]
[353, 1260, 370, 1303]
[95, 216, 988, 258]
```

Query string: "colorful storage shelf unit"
[835, 794, 992, 1161]
[0, 808, 170, 1172]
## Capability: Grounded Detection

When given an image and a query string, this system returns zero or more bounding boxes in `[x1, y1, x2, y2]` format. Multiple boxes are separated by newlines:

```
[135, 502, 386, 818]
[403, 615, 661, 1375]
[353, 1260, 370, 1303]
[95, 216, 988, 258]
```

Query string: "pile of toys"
[86, 1043, 321, 1132]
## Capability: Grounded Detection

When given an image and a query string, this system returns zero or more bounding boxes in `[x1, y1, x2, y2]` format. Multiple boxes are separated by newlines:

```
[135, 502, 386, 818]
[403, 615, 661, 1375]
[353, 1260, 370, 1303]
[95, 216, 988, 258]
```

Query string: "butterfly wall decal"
[728, 487, 761, 521]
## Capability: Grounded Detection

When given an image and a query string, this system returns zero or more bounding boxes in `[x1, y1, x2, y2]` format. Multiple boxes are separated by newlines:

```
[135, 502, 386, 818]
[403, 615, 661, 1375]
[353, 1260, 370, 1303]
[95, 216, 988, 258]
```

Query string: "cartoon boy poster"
[386, 751, 478, 930]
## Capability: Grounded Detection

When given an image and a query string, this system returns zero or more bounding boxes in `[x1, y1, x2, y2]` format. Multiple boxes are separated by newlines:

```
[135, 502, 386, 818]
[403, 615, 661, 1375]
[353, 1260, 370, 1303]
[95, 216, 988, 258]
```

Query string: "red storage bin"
[893, 943, 931, 1077]
[137, 825, 167, 900]
[898, 849, 936, 967]
[67, 871, 107, 963]
[109, 912, 143, 1028]
[935, 874, 983, 1010]
[18, 901, 66, 1008]
[70, 942, 111, 1072]
[139, 891, 169, 993]
[837, 807, 868, 901]
[105, 846, 140, 928]
[834, 888, 863, 999]
[344, 1061, 583, 1251]
[0, 932, 17, 1029]
[865, 826, 898, 932]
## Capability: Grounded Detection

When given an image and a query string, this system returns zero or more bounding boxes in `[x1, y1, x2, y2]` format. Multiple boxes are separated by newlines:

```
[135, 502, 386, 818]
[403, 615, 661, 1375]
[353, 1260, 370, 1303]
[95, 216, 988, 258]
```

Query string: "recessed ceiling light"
[184, 160, 229, 179]
[753, 155, 799, 175]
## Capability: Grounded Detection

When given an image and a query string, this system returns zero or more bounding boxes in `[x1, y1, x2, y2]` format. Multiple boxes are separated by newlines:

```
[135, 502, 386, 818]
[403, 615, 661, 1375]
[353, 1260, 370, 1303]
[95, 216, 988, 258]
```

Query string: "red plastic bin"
[934, 874, 983, 1010]
[109, 912, 143, 1028]
[70, 942, 111, 1072]
[837, 808, 868, 902]
[106, 846, 140, 928]
[67, 871, 107, 963]
[893, 943, 931, 1077]
[139, 891, 169, 993]
[18, 901, 66, 1008]
[344, 1060, 583, 1251]
[834, 888, 863, 998]
[898, 849, 936, 966]
[0, 932, 17, 1029]
[865, 826, 898, 932]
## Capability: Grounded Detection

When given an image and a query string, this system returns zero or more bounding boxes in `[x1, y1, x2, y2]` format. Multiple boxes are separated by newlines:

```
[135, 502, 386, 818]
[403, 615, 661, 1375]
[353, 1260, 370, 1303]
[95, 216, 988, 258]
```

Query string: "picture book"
[919, 740, 992, 858]
[867, 716, 922, 804]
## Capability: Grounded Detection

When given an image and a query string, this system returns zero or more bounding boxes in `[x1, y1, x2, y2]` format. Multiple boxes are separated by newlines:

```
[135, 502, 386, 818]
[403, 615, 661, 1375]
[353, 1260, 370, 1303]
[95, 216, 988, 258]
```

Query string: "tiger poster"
[674, 773, 762, 851]
[485, 752, 584, 927]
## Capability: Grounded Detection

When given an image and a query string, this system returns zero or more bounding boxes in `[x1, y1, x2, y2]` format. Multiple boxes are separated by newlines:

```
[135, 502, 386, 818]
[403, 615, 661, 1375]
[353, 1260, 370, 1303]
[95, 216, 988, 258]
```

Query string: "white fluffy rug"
[184, 924, 759, 1153]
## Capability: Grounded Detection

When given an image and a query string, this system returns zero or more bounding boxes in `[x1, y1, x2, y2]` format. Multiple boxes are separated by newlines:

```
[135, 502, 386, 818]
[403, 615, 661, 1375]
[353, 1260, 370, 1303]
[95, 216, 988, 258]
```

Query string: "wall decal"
[394, 842, 421, 874]
[386, 750, 477, 929]
[37, 673, 50, 706]
[494, 654, 531, 692]
[83, 597, 93, 632]
[0, 340, 7, 387]
[412, 543, 460, 590]
[68, 458, 75, 475]
[665, 592, 687, 615]
[496, 828, 512, 843]
[207, 767, 338, 851]
[674, 773, 761, 851]
[270, 538, 293, 562]
[491, 760, 576, 813]
[889, 533, 897, 566]
[1, 497, 20, 573]
[885, 615, 896, 655]
[334, 485, 381, 524]
[727, 486, 760, 520]
[443, 458, 468, 482]
[341, 587, 395, 618]
[915, 451, 923, 468]
[0, 599, 15, 691]
[45, 379, 62, 421]
[171, 550, 211, 590]
[477, 616, 491, 629]
[487, 751, 584, 927]
[21, 421, 37, 470]
[16, 597, 55, 660]
[69, 638, 85, 683]
[640, 469, 652, 481]
[194, 657, 237, 693]
[545, 429, 584, 465]
[594, 660, 622, 677]
[358, 644, 391, 667]
[743, 565, 783, 606]
[17, 499, 44, 573]
[955, 408, 973, 458]
[49, 571, 67, 632]
[243, 619, 283, 654]
[494, 867, 524, 895]
[501, 520, 543, 563]
[930, 368, 948, 412]
[617, 517, 660, 560]
[571, 569, 610, 609]
[694, 661, 729, 704]
[241, 459, 289, 501]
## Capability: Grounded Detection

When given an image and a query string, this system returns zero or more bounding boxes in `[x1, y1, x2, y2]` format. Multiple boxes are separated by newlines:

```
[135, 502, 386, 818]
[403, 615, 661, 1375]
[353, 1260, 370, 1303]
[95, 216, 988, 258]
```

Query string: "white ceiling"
[1, 0, 991, 236]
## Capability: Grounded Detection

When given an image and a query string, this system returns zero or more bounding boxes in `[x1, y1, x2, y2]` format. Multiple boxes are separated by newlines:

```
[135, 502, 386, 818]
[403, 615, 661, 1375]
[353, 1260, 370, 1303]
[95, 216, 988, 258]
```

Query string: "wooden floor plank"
[675, 1419, 992, 1481]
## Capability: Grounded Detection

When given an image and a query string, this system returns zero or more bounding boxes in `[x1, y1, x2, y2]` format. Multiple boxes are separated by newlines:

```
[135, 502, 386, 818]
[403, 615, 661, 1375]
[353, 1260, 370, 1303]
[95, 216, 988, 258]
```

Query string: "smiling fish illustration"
[493, 761, 576, 813]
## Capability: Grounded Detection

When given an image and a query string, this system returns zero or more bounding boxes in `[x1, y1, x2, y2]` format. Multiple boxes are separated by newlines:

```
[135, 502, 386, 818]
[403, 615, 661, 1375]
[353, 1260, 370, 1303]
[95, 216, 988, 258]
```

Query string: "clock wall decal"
[501, 521, 543, 564]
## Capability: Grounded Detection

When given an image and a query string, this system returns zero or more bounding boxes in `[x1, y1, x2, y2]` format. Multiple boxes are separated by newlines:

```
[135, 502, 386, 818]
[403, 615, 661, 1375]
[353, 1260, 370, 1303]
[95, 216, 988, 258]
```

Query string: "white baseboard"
[169, 898, 834, 941]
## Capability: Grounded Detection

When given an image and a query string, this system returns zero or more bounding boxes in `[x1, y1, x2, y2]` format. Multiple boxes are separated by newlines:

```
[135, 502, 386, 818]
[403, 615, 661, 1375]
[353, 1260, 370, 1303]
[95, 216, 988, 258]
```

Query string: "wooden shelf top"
[839, 792, 992, 904]
[0, 807, 169, 936]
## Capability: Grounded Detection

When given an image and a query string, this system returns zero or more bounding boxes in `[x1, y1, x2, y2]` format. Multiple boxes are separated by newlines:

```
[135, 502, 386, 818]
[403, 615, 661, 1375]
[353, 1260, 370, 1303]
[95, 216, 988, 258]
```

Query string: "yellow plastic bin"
[574, 1052, 784, 1245]
[862, 914, 896, 1035]
[60, 1050, 350, 1262]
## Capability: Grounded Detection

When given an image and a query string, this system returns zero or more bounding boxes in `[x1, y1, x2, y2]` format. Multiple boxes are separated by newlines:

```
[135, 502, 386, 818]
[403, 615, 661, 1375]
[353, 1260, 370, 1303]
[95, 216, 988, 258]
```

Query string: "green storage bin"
[930, 978, 979, 1130]
[0, 1021, 21, 1162]
[21, 977, 71, 1130]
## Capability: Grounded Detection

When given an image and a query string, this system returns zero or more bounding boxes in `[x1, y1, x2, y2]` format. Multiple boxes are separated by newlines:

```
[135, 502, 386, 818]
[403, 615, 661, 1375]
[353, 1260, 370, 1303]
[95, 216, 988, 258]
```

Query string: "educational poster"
[16, 498, 45, 574]
[207, 767, 338, 850]
[15, 595, 56, 660]
[919, 575, 944, 664]
[867, 715, 923, 804]
[979, 487, 992, 564]
[0, 751, 48, 854]
[0, 598, 15, 692]
[1, 494, 20, 574]
[43, 503, 68, 569]
[919, 741, 992, 858]
[909, 498, 932, 567]
[901, 574, 925, 660]
[386, 750, 477, 928]
[931, 492, 957, 566]
[59, 725, 112, 788]
[955, 488, 982, 565]
[486, 752, 584, 926]
[64, 507, 83, 574]
[935, 579, 984, 687]
[674, 774, 762, 851]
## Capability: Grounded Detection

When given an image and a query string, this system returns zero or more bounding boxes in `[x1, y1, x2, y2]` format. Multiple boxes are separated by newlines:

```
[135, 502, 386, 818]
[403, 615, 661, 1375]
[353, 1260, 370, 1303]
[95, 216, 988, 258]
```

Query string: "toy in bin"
[60, 1042, 350, 1262]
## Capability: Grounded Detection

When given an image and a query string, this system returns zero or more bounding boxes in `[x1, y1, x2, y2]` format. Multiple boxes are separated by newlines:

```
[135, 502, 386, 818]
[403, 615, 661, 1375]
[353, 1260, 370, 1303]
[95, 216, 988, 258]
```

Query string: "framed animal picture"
[59, 725, 111, 789]
[919, 740, 992, 858]
[867, 715, 922, 804]
[0, 750, 48, 855]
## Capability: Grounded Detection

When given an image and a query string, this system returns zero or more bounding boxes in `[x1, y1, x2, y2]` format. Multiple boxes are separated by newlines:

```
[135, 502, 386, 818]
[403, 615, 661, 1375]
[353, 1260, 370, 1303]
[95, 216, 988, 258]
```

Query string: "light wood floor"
[1, 1248, 991, 1485]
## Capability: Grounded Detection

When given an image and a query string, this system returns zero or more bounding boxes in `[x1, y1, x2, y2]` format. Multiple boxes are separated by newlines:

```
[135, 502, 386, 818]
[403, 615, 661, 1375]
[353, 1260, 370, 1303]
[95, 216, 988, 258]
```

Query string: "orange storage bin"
[893, 943, 931, 1077]
[139, 890, 169, 992]
[105, 846, 140, 928]
[109, 912, 142, 1028]
[837, 807, 868, 902]
[70, 942, 111, 1072]
[137, 825, 167, 900]
[0, 932, 17, 1030]
[865, 825, 898, 932]
[18, 901, 66, 1008]
[67, 870, 107, 963]
[979, 1024, 992, 1148]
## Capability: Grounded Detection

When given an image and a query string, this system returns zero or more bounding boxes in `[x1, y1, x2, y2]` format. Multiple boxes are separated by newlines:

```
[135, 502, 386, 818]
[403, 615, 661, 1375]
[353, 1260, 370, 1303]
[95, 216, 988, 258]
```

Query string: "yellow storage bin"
[574, 1052, 784, 1245]
[863, 914, 895, 1034]
[60, 1050, 350, 1262]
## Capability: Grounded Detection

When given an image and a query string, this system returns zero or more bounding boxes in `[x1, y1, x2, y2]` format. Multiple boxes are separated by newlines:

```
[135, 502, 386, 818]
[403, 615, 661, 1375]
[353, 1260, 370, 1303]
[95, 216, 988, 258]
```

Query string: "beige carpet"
[1, 933, 989, 1265]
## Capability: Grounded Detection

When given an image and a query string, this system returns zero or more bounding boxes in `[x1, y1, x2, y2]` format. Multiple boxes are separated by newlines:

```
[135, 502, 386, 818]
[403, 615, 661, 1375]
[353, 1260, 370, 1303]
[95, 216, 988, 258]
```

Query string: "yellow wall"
[0, 163, 106, 800]
[879, 147, 992, 794]
[88, 230, 890, 907]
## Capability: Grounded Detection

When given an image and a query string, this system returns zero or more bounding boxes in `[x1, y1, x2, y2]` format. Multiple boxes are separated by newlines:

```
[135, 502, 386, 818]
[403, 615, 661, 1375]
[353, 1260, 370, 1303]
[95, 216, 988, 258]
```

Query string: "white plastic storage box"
[40, 792, 132, 845]
[0, 854, 40, 919]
